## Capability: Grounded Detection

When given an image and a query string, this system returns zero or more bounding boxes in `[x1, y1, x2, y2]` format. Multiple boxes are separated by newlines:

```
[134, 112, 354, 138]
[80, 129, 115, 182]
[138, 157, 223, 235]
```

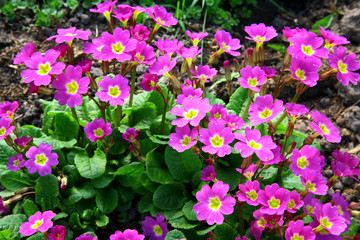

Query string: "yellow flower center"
[301, 45, 314, 56]
[65, 33, 73, 36]
[199, 74, 207, 80]
[268, 196, 280, 209]
[149, 81, 155, 88]
[108, 86, 121, 98]
[287, 199, 296, 209]
[295, 69, 306, 81]
[248, 78, 258, 87]
[13, 160, 20, 167]
[97, 45, 104, 52]
[209, 197, 221, 211]
[320, 217, 333, 229]
[31, 219, 44, 229]
[247, 140, 261, 150]
[112, 42, 125, 54]
[297, 157, 309, 169]
[0, 127, 5, 136]
[337, 205, 343, 215]
[259, 108, 273, 119]
[221, 42, 230, 50]
[155, 18, 165, 25]
[153, 225, 163, 236]
[291, 233, 304, 240]
[66, 80, 79, 95]
[210, 134, 224, 147]
[306, 205, 314, 214]
[306, 181, 316, 192]
[214, 113, 221, 119]
[94, 128, 104, 137]
[135, 53, 144, 62]
[37, 63, 51, 75]
[338, 60, 348, 73]
[246, 190, 258, 201]
[254, 36, 265, 42]
[180, 136, 191, 146]
[319, 124, 330, 134]
[35, 154, 48, 166]
[193, 39, 199, 46]
[184, 109, 198, 119]
[257, 217, 267, 228]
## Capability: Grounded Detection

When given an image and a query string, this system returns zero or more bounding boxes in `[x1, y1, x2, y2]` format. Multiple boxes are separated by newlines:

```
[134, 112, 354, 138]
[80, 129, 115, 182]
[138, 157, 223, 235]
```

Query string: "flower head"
[287, 190, 304, 213]
[285, 220, 315, 240]
[83, 37, 106, 60]
[285, 103, 309, 118]
[0, 196, 7, 214]
[89, 0, 117, 21]
[49, 225, 67, 240]
[140, 74, 158, 92]
[319, 26, 350, 49]
[142, 214, 169, 240]
[290, 145, 325, 176]
[237, 180, 261, 206]
[238, 65, 266, 92]
[282, 27, 308, 40]
[176, 46, 202, 61]
[147, 5, 178, 27]
[257, 183, 290, 215]
[25, 143, 59, 176]
[190, 65, 217, 83]
[84, 118, 112, 142]
[262, 66, 277, 78]
[193, 181, 236, 225]
[214, 30, 241, 56]
[14, 136, 32, 147]
[245, 23, 278, 43]
[0, 101, 19, 117]
[122, 128, 139, 143]
[53, 65, 90, 108]
[248, 94, 284, 126]
[76, 59, 92, 74]
[130, 41, 156, 65]
[331, 149, 360, 179]
[176, 85, 203, 105]
[312, 203, 347, 235]
[253, 209, 284, 228]
[19, 211, 56, 236]
[168, 125, 198, 152]
[14, 42, 35, 64]
[209, 104, 228, 124]
[96, 74, 130, 106]
[154, 39, 183, 56]
[224, 114, 245, 131]
[185, 30, 208, 46]
[75, 233, 98, 240]
[47, 27, 92, 44]
[303, 193, 321, 217]
[113, 4, 134, 23]
[0, 117, 15, 140]
[110, 229, 145, 240]
[261, 145, 285, 165]
[309, 111, 341, 143]
[237, 163, 257, 179]
[21, 49, 66, 86]
[290, 55, 320, 87]
[148, 54, 177, 76]
[200, 165, 216, 182]
[52, 44, 68, 59]
[7, 153, 25, 172]
[301, 170, 328, 195]
[130, 24, 150, 41]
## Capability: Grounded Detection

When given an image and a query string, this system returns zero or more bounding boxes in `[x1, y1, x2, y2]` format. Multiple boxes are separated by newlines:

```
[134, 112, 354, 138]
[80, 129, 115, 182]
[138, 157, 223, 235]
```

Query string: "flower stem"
[273, 93, 301, 128]
[116, 105, 122, 127]
[128, 67, 137, 107]
[241, 98, 252, 121]
[238, 203, 245, 236]
[159, 100, 168, 135]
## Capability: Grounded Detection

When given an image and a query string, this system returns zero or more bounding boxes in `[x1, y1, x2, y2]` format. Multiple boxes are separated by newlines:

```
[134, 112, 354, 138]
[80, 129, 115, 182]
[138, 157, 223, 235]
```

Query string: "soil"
[0, 0, 360, 237]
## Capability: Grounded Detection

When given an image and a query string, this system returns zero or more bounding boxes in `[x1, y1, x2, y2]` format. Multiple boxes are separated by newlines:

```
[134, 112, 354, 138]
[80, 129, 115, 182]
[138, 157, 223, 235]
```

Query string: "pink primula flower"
[147, 5, 178, 27]
[237, 180, 261, 206]
[130, 24, 150, 41]
[238, 65, 266, 92]
[140, 73, 158, 91]
[25, 143, 59, 176]
[200, 165, 216, 182]
[287, 190, 304, 213]
[257, 183, 290, 215]
[84, 118, 112, 142]
[261, 145, 285, 165]
[122, 128, 139, 143]
[193, 181, 236, 225]
[75, 233, 98, 240]
[285, 220, 315, 240]
[237, 163, 257, 179]
[46, 27, 91, 44]
[147, 54, 177, 77]
[319, 26, 350, 49]
[253, 209, 284, 228]
[190, 65, 217, 84]
[130, 41, 156, 65]
[262, 65, 277, 78]
[53, 65, 90, 108]
[309, 111, 341, 143]
[168, 125, 198, 152]
[83, 37, 106, 60]
[214, 30, 241, 56]
[176, 46, 202, 63]
[332, 191, 352, 225]
[312, 203, 347, 235]
[141, 214, 169, 240]
[282, 26, 308, 40]
[76, 59, 92, 74]
[19, 211, 56, 236]
[290, 55, 320, 87]
[0, 117, 15, 140]
[110, 229, 145, 240]
[284, 102, 309, 118]
[209, 104, 228, 124]
[96, 74, 130, 106]
[185, 30, 209, 46]
[13, 42, 35, 64]
[14, 136, 32, 147]
[245, 23, 278, 43]
[49, 225, 67, 240]
[89, 0, 117, 21]
[154, 39, 183, 56]
[331, 149, 360, 180]
[112, 4, 134, 23]
[21, 49, 66, 86]
[224, 114, 245, 131]
[0, 101, 19, 117]
[248, 94, 284, 126]
[176, 85, 203, 105]
[7, 153, 25, 172]
[52, 44, 68, 59]
[301, 170, 328, 195]
[290, 145, 325, 176]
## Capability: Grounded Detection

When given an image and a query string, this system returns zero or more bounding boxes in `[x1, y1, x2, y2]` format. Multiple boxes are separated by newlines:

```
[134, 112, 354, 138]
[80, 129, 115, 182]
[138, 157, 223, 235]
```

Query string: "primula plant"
[1, 1, 360, 240]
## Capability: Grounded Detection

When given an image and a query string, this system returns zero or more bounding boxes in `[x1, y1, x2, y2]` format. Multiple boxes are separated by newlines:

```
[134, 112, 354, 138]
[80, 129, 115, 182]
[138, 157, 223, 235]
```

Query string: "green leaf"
[64, 183, 95, 205]
[0, 214, 27, 238]
[0, 230, 12, 240]
[0, 142, 17, 165]
[91, 175, 112, 188]
[95, 214, 109, 227]
[146, 149, 174, 184]
[267, 44, 287, 54]
[117, 184, 135, 203]
[27, 232, 46, 240]
[123, 103, 157, 129]
[311, 13, 336, 33]
[342, 217, 359, 236]
[114, 162, 147, 193]
[19, 125, 44, 138]
[1, 170, 34, 192]
[206, 90, 226, 106]
[226, 87, 249, 115]
[139, 193, 154, 213]
[165, 146, 201, 182]
[168, 216, 199, 229]
[182, 201, 197, 221]
[66, 0, 79, 9]
[51, 112, 79, 141]
[23, 199, 40, 218]
[281, 169, 305, 191]
[213, 222, 238, 240]
[74, 149, 106, 179]
[35, 174, 60, 210]
[153, 183, 186, 210]
[215, 154, 242, 190]
[165, 230, 186, 240]
[95, 187, 118, 214]
[33, 136, 77, 149]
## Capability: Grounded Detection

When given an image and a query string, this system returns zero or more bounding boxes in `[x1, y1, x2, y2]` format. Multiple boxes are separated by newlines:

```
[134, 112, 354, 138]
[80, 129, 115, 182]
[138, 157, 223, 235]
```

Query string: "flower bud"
[303, 135, 315, 146]
[205, 158, 216, 165]
[233, 58, 241, 73]
[287, 141, 297, 154]
[60, 176, 67, 190]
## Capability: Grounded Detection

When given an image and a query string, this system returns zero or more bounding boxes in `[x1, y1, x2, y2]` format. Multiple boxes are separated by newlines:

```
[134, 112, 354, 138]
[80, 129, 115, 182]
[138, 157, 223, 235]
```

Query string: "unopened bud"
[60, 176, 67, 190]
[129, 145, 139, 157]
[180, 60, 188, 75]
[303, 135, 315, 146]
[241, 156, 252, 171]
[132, 140, 141, 151]
[205, 158, 216, 165]
[164, 73, 182, 94]
[191, 145, 201, 156]
[268, 122, 276, 136]
[285, 122, 294, 138]
[287, 141, 297, 154]
[319, 68, 337, 81]
[233, 59, 241, 73]
[207, 50, 221, 66]
[283, 52, 292, 67]
[223, 60, 230, 69]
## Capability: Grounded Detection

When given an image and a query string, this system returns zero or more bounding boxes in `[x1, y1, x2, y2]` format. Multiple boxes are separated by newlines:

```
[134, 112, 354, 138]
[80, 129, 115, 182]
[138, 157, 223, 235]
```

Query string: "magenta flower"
[290, 145, 325, 176]
[319, 26, 350, 49]
[101, 28, 138, 62]
[312, 203, 347, 235]
[14, 136, 32, 147]
[237, 163, 257, 179]
[130, 24, 150, 41]
[261, 145, 285, 165]
[122, 128, 139, 143]
[53, 65, 89, 108]
[309, 111, 341, 143]
[238, 65, 266, 92]
[96, 74, 130, 106]
[89, 0, 117, 21]
[237, 180, 261, 207]
[248, 94, 284, 126]
[0, 101, 19, 117]
[198, 122, 235, 157]
[331, 149, 360, 179]
[75, 233, 98, 240]
[285, 220, 315, 240]
[287, 31, 329, 66]
[84, 118, 112, 142]
[13, 42, 35, 64]
[262, 66, 277, 78]
[176, 85, 203, 105]
[186, 30, 209, 46]
[303, 193, 321, 217]
[301, 170, 328, 195]
[209, 104, 228, 124]
[176, 46, 202, 61]
[234, 127, 276, 161]
[47, 27, 91, 44]
[148, 54, 177, 77]
[257, 183, 290, 215]
[200, 165, 216, 182]
[19, 211, 56, 236]
[328, 46, 360, 86]
[0, 117, 15, 140]
[193, 181, 236, 225]
[130, 41, 156, 65]
[253, 209, 284, 228]
[76, 59, 92, 74]
[0, 196, 7, 214]
[147, 5, 178, 27]
[285, 103, 309, 118]
[25, 143, 58, 176]
[235, 237, 248, 240]
[49, 225, 67, 240]
[169, 96, 211, 127]
[224, 114, 245, 131]
[214, 30, 241, 56]
[332, 192, 352, 225]
[7, 153, 25, 172]
[83, 37, 106, 60]
[140, 73, 158, 91]
[110, 229, 145, 240]
[52, 44, 68, 59]
[290, 55, 320, 87]
[113, 4, 134, 23]
[21, 49, 66, 86]
[142, 214, 169, 240]
[190, 65, 217, 84]
[282, 26, 308, 40]
[168, 125, 198, 152]
[154, 39, 183, 56]
[287, 190, 303, 213]
[245, 23, 278, 43]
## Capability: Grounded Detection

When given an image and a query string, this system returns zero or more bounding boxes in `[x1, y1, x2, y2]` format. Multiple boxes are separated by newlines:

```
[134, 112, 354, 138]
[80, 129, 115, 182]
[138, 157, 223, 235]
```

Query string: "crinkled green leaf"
[146, 149, 174, 184]
[165, 230, 186, 240]
[1, 170, 34, 192]
[0, 214, 27, 239]
[35, 174, 60, 210]
[74, 149, 106, 179]
[95, 187, 118, 214]
[153, 183, 185, 210]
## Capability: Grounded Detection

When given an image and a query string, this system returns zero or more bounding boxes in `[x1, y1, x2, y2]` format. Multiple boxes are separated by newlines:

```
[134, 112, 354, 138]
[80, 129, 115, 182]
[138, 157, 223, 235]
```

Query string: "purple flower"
[262, 66, 277, 78]
[328, 46, 360, 86]
[52, 44, 68, 59]
[113, 4, 134, 23]
[140, 73, 158, 92]
[21, 49, 66, 86]
[224, 114, 245, 131]
[287, 190, 303, 213]
[7, 153, 25, 172]
[200, 165, 216, 182]
[176, 85, 203, 105]
[290, 55, 320, 87]
[303, 193, 321, 217]
[147, 5, 178, 27]
[110, 229, 145, 240]
[301, 170, 328, 195]
[130, 24, 150, 41]
[169, 96, 211, 127]
[25, 143, 59, 176]
[260, 145, 285, 165]
[238, 65, 266, 92]
[214, 30, 241, 56]
[130, 41, 156, 65]
[148, 54, 177, 77]
[312, 203, 347, 235]
[245, 23, 278, 43]
[49, 225, 67, 240]
[209, 104, 228, 124]
[75, 233, 98, 240]
[290, 145, 325, 176]
[285, 103, 309, 118]
[237, 180, 261, 206]
[96, 74, 130, 106]
[185, 30, 208, 46]
[142, 214, 169, 240]
[248, 94, 284, 126]
[84, 118, 112, 142]
[0, 117, 15, 140]
[309, 111, 341, 143]
[190, 65, 217, 84]
[19, 211, 56, 236]
[319, 26, 350, 49]
[154, 39, 183, 56]
[14, 136, 32, 147]
[234, 127, 276, 161]
[47, 27, 91, 44]
[83, 37, 106, 60]
[13, 42, 35, 64]
[122, 128, 139, 143]
[282, 27, 308, 40]
[237, 163, 257, 179]
[193, 181, 236, 225]
[332, 191, 351, 225]
[53, 65, 90, 108]
[198, 122, 235, 157]
[257, 183, 290, 215]
[331, 149, 360, 179]
[168, 125, 198, 152]
[285, 220, 315, 240]
[0, 101, 19, 117]
[253, 209, 284, 228]
[0, 196, 7, 214]
[89, 0, 117, 21]
[76, 59, 92, 74]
